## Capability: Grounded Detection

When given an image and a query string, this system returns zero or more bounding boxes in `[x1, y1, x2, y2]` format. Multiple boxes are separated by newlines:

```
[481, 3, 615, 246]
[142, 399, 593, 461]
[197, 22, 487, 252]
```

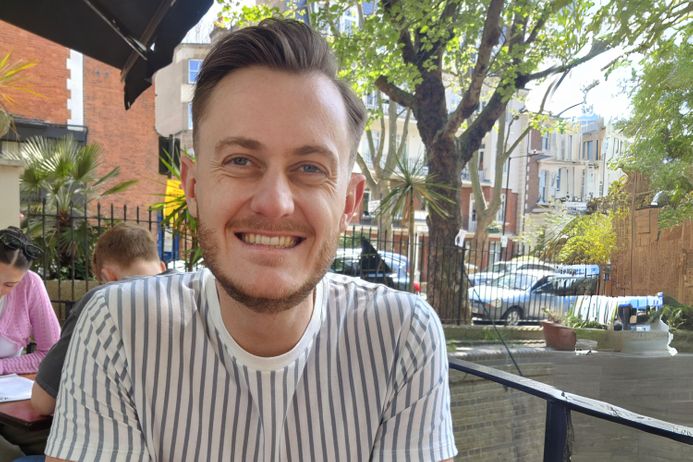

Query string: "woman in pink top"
[0, 226, 60, 375]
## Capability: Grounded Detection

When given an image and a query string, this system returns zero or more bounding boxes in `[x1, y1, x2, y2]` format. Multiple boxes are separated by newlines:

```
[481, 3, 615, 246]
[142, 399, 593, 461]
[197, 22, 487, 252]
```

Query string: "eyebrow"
[214, 137, 340, 169]
[214, 136, 263, 154]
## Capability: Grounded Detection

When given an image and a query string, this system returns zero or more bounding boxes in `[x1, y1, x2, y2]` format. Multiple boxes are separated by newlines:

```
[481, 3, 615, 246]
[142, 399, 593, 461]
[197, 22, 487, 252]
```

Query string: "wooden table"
[0, 375, 52, 430]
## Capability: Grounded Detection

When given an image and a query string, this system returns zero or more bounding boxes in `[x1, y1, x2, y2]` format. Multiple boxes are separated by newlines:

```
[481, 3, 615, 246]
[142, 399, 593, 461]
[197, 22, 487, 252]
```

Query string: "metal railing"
[22, 202, 613, 325]
[449, 358, 693, 461]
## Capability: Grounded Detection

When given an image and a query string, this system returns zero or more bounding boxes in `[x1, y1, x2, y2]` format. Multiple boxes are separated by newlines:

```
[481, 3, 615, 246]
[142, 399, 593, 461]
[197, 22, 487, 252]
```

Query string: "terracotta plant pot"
[541, 321, 577, 351]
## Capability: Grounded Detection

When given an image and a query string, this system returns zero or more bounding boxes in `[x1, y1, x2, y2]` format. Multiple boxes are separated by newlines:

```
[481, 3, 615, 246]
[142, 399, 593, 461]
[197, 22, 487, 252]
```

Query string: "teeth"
[241, 233, 298, 248]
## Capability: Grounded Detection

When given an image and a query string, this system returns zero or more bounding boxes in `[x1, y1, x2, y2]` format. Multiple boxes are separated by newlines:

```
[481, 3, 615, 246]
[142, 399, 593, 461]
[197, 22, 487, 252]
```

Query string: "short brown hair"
[192, 18, 366, 160]
[92, 224, 160, 277]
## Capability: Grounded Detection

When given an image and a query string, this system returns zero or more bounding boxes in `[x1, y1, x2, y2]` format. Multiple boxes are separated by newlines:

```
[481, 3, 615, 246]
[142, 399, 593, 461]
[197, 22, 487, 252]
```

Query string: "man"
[46, 19, 457, 461]
[31, 223, 167, 416]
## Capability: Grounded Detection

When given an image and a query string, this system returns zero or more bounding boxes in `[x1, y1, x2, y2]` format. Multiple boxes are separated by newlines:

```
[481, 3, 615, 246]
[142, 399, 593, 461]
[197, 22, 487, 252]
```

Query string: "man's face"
[182, 66, 364, 312]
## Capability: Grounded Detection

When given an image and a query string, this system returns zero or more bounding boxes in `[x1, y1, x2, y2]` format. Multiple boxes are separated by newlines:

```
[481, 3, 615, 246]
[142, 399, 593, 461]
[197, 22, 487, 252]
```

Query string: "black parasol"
[1, 0, 213, 109]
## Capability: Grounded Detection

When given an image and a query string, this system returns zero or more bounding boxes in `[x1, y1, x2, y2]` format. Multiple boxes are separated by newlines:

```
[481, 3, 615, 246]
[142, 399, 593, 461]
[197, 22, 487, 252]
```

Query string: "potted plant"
[541, 309, 577, 351]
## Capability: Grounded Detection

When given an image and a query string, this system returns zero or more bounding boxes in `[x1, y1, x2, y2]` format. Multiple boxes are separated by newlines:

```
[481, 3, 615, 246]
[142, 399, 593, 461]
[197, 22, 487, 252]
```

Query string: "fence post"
[543, 400, 573, 462]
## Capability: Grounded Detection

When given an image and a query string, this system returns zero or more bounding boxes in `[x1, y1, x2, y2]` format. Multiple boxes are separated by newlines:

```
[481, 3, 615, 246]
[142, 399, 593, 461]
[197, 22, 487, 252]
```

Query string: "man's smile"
[236, 232, 303, 249]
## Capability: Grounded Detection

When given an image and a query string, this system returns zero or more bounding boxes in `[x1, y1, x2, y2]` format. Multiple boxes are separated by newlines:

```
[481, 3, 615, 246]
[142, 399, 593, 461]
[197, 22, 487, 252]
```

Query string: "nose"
[249, 170, 295, 218]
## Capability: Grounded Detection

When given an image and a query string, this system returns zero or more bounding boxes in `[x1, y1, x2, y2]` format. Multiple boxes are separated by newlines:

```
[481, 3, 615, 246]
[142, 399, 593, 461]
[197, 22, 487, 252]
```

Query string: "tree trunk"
[413, 71, 470, 323]
[425, 136, 469, 323]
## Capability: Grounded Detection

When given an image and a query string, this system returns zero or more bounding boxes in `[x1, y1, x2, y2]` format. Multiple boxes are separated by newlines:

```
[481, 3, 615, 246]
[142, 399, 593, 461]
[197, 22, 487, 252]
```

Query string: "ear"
[99, 266, 119, 283]
[180, 154, 198, 218]
[158, 261, 167, 273]
[340, 173, 366, 232]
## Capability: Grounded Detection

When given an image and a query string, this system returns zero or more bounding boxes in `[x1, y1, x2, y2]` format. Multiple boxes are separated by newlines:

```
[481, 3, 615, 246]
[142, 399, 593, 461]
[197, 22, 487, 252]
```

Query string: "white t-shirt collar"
[204, 269, 325, 371]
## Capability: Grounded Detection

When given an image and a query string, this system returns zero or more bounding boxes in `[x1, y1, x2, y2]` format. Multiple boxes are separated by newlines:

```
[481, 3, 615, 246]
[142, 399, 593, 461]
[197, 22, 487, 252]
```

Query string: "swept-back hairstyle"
[192, 18, 366, 160]
[92, 223, 160, 277]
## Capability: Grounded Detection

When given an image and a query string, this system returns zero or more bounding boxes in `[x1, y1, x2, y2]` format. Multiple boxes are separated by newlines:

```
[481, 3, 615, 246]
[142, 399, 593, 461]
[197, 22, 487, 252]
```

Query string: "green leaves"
[618, 25, 693, 227]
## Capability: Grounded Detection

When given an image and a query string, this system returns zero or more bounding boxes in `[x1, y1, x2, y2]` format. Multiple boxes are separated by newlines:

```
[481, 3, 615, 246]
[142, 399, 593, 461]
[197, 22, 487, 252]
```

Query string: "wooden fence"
[611, 207, 692, 305]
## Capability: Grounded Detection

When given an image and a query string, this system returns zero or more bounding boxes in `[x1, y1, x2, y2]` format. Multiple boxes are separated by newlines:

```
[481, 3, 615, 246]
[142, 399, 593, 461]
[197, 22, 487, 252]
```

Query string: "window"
[188, 59, 202, 84]
[469, 199, 477, 231]
[187, 103, 193, 130]
[582, 140, 594, 160]
[365, 92, 378, 109]
[478, 143, 485, 170]
[539, 170, 548, 203]
[339, 8, 357, 35]
[158, 136, 180, 176]
[495, 193, 506, 224]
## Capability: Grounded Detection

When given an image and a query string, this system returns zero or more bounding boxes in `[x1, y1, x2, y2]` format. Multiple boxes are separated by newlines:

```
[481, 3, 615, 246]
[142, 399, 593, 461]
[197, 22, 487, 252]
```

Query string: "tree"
[537, 211, 616, 264]
[376, 155, 452, 291]
[7, 136, 136, 278]
[220, 0, 692, 321]
[356, 92, 413, 236]
[618, 26, 693, 227]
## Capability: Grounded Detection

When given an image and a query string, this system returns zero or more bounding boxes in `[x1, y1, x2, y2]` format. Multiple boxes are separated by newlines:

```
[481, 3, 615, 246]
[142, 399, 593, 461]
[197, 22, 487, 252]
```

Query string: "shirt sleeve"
[34, 291, 94, 398]
[0, 271, 61, 375]
[44, 289, 150, 461]
[371, 299, 458, 462]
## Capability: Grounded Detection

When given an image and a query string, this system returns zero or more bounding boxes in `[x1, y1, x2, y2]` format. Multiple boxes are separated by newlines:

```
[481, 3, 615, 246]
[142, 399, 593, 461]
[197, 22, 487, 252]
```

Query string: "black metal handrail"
[449, 357, 693, 461]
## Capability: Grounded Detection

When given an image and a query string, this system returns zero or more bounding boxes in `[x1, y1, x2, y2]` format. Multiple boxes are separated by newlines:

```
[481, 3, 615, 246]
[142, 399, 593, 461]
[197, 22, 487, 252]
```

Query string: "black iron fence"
[22, 203, 612, 325]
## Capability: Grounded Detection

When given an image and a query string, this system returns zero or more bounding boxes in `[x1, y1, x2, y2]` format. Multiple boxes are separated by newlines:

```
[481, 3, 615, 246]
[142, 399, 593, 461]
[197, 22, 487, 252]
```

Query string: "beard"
[198, 219, 338, 314]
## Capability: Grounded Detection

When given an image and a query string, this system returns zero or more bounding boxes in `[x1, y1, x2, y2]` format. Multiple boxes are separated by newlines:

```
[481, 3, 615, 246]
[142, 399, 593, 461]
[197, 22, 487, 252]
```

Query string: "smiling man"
[45, 19, 456, 462]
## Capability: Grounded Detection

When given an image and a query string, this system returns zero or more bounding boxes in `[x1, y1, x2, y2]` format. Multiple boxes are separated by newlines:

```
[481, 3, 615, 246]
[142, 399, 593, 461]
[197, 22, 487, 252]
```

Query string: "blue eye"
[227, 156, 250, 166]
[300, 164, 324, 174]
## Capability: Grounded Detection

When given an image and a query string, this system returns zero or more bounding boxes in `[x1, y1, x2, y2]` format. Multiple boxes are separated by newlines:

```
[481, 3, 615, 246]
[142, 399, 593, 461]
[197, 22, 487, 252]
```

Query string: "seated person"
[31, 223, 166, 416]
[0, 226, 60, 375]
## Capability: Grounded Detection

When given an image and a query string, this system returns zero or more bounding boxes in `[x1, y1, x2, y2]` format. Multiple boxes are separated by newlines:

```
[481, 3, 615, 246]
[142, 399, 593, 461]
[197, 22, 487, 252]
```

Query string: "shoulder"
[19, 270, 44, 290]
[81, 269, 209, 325]
[322, 273, 442, 338]
[12, 270, 48, 304]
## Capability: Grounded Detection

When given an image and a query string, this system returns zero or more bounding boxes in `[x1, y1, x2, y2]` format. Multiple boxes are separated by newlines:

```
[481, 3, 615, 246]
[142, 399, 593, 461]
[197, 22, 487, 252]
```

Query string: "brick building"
[0, 20, 165, 211]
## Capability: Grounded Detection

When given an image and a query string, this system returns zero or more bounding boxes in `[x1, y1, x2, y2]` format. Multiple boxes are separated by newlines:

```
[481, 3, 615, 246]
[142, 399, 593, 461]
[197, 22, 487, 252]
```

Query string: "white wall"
[0, 159, 23, 229]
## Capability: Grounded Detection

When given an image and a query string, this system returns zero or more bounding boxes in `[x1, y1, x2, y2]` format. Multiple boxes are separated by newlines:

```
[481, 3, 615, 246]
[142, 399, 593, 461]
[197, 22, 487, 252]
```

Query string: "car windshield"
[382, 255, 407, 276]
[491, 273, 538, 290]
[489, 262, 511, 273]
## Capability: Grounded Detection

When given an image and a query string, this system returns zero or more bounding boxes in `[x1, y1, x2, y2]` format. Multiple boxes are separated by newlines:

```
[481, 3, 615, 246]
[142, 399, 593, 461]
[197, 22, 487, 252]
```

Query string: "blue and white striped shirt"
[46, 270, 457, 461]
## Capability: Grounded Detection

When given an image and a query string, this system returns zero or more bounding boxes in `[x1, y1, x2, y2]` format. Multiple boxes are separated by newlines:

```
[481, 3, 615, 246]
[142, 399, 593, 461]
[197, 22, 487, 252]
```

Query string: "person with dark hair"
[0, 224, 169, 462]
[46, 18, 456, 462]
[0, 226, 60, 375]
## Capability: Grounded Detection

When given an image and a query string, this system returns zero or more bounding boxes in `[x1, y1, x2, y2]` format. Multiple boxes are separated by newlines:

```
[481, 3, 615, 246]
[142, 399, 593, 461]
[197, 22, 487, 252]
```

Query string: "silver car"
[468, 270, 598, 325]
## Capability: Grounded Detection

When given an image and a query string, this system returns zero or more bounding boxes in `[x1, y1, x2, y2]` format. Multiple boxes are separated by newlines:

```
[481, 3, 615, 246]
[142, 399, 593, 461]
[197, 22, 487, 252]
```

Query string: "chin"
[216, 270, 325, 314]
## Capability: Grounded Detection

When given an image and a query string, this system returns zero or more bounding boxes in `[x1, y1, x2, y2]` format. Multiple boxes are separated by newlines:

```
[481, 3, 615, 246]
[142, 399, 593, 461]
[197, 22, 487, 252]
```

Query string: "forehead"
[196, 67, 351, 163]
[0, 262, 26, 283]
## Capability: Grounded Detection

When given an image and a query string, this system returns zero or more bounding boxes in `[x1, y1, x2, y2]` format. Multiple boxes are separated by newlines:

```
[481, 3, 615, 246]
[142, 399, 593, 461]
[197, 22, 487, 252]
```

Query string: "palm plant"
[7, 136, 136, 278]
[0, 52, 38, 136]
[375, 155, 453, 292]
[150, 149, 202, 271]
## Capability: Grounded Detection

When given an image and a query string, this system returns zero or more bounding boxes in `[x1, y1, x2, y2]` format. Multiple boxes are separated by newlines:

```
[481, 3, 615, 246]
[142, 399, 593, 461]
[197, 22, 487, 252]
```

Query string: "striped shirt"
[46, 270, 457, 461]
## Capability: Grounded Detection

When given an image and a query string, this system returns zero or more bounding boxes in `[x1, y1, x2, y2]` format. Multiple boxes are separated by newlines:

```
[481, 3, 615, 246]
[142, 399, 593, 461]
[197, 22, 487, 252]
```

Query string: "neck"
[216, 283, 315, 357]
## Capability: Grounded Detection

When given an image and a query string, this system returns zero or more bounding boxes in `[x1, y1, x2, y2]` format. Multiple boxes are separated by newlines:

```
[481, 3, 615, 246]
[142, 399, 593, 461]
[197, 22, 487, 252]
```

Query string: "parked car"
[330, 247, 416, 292]
[166, 259, 205, 272]
[468, 270, 598, 325]
[468, 259, 556, 286]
